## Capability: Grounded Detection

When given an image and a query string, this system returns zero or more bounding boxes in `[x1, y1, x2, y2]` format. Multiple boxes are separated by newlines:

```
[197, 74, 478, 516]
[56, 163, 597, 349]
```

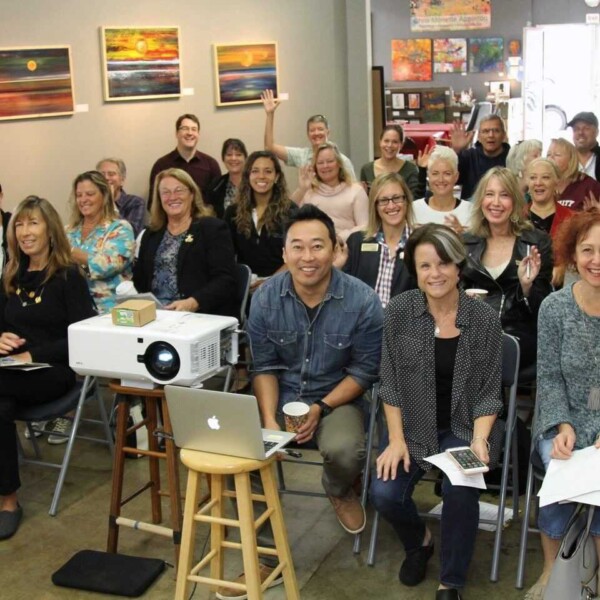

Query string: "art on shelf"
[213, 42, 278, 106]
[410, 0, 491, 32]
[392, 93, 405, 109]
[101, 26, 181, 101]
[433, 38, 467, 74]
[508, 39, 522, 58]
[422, 90, 447, 123]
[490, 81, 510, 100]
[391, 39, 432, 82]
[0, 46, 74, 121]
[407, 93, 421, 110]
[468, 37, 504, 73]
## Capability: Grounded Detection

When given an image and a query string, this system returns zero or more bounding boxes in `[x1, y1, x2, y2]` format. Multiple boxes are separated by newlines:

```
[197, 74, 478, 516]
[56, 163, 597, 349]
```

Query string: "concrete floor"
[2, 398, 541, 600]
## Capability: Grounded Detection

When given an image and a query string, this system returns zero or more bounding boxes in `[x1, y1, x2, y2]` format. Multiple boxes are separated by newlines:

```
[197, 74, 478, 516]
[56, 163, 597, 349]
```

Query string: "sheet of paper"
[538, 445, 600, 507]
[428, 500, 513, 531]
[0, 357, 51, 371]
[425, 452, 487, 490]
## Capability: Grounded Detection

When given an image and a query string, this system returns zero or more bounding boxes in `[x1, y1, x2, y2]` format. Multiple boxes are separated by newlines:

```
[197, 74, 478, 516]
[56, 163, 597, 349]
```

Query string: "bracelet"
[471, 436, 490, 450]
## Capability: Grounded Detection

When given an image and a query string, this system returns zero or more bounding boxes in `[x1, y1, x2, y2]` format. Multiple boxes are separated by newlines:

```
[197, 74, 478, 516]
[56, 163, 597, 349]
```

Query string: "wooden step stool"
[175, 449, 299, 600]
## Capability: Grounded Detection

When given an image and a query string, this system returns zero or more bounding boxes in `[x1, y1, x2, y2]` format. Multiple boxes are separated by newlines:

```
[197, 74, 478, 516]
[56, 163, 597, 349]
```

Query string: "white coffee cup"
[282, 402, 310, 433]
[465, 288, 489, 301]
[116, 280, 137, 296]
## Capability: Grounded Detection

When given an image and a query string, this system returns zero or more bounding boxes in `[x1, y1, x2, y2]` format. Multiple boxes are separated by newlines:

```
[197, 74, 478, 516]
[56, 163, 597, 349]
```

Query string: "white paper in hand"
[424, 452, 487, 490]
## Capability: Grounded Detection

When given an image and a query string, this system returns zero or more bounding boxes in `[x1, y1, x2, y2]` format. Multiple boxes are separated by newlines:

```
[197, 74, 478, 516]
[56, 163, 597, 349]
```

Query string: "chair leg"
[516, 462, 536, 589]
[210, 474, 225, 587]
[367, 511, 380, 566]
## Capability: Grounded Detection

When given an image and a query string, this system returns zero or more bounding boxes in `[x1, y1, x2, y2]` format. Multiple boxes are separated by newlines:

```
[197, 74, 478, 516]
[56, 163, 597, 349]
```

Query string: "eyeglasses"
[480, 128, 502, 135]
[376, 194, 407, 207]
[159, 187, 189, 198]
[178, 126, 199, 133]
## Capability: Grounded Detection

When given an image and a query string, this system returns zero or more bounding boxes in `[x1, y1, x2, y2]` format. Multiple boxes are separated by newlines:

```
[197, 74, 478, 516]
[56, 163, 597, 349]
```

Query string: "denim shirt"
[248, 268, 383, 411]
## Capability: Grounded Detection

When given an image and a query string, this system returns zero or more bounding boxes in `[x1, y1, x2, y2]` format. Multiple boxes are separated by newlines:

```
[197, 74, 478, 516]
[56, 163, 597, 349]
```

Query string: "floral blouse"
[66, 219, 135, 313]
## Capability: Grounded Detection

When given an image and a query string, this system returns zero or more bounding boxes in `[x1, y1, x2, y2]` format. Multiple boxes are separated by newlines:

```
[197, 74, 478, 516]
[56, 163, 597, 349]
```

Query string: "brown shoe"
[215, 563, 283, 600]
[328, 490, 366, 534]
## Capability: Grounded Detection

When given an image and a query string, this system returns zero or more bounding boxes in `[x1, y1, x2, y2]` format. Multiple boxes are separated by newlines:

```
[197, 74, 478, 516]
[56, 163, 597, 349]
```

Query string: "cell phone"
[446, 447, 489, 475]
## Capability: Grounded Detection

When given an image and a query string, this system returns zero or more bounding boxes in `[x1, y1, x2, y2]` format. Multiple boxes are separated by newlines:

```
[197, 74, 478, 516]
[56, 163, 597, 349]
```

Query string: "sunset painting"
[0, 46, 74, 121]
[214, 43, 278, 106]
[102, 27, 181, 101]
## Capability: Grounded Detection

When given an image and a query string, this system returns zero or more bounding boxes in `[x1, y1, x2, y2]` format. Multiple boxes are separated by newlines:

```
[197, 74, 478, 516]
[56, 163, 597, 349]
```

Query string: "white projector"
[69, 310, 239, 388]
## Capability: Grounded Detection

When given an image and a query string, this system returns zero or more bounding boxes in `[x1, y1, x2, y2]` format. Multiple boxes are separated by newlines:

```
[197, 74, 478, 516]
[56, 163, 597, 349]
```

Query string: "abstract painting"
[468, 37, 504, 73]
[101, 27, 181, 101]
[213, 42, 278, 106]
[422, 90, 447, 123]
[0, 46, 74, 121]
[433, 38, 467, 74]
[391, 39, 432, 82]
[411, 0, 491, 32]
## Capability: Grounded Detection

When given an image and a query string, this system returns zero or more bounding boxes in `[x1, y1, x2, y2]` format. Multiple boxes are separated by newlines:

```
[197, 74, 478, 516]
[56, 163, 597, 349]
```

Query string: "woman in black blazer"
[0, 183, 10, 275]
[336, 172, 416, 306]
[134, 168, 237, 317]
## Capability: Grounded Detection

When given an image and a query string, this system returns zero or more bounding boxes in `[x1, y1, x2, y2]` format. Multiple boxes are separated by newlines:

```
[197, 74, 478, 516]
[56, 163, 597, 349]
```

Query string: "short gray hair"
[97, 157, 127, 178]
[505, 140, 542, 177]
[428, 146, 458, 173]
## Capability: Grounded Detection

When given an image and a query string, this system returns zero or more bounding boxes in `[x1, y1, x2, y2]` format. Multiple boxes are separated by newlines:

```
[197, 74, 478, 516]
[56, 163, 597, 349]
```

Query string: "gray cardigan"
[533, 285, 600, 448]
[380, 289, 504, 470]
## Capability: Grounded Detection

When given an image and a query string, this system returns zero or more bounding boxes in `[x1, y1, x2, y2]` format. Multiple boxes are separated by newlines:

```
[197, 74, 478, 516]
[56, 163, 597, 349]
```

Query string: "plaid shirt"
[374, 226, 410, 308]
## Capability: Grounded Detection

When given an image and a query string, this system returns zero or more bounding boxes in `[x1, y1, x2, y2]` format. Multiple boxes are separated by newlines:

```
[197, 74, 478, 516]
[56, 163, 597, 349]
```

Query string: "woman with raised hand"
[292, 142, 368, 241]
[0, 196, 95, 540]
[66, 170, 134, 314]
[461, 167, 553, 368]
[336, 172, 415, 306]
[360, 125, 423, 199]
[134, 168, 237, 316]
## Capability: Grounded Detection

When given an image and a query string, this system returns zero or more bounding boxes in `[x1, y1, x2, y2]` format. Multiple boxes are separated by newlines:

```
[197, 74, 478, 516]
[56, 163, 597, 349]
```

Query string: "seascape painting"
[391, 39, 432, 82]
[101, 27, 181, 101]
[214, 42, 278, 106]
[0, 46, 74, 121]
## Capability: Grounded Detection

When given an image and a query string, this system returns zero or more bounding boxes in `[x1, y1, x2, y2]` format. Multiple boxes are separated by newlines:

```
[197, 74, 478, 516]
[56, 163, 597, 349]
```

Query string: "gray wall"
[371, 0, 599, 101]
[0, 0, 372, 216]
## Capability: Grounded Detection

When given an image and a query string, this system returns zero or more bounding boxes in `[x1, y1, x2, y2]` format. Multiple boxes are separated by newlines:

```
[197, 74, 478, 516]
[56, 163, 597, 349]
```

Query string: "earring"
[510, 213, 519, 223]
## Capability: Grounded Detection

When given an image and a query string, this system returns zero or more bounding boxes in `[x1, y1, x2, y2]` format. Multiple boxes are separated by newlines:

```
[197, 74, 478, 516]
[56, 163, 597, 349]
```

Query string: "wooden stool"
[175, 449, 299, 600]
[106, 382, 183, 565]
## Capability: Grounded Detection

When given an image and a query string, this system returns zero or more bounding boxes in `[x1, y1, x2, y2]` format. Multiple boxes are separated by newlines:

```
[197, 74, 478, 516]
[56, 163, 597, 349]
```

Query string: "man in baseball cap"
[567, 111, 600, 180]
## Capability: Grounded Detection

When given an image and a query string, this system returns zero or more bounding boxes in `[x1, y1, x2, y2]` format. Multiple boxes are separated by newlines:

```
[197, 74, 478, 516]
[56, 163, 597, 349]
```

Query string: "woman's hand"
[165, 297, 199, 312]
[333, 236, 348, 270]
[450, 121, 474, 152]
[518, 244, 542, 295]
[551, 424, 576, 460]
[470, 437, 490, 464]
[8, 351, 32, 363]
[583, 190, 600, 211]
[417, 144, 435, 169]
[261, 89, 279, 114]
[71, 247, 89, 266]
[0, 332, 26, 355]
[376, 439, 410, 481]
[298, 163, 315, 190]
[444, 214, 467, 235]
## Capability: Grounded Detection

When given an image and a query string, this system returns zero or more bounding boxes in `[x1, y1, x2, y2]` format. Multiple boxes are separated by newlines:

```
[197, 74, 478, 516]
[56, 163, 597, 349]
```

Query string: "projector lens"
[144, 341, 180, 381]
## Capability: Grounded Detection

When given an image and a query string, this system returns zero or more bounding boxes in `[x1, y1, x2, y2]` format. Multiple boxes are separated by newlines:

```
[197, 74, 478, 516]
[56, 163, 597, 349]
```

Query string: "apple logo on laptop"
[207, 415, 220, 430]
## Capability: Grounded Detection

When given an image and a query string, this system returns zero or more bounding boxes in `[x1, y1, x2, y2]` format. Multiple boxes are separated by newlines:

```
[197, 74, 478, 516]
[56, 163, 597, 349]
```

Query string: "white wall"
[0, 0, 372, 216]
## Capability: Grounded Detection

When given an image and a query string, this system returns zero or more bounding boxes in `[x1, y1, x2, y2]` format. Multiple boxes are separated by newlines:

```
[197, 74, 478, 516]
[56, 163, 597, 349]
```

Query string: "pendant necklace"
[16, 283, 46, 307]
[430, 300, 459, 338]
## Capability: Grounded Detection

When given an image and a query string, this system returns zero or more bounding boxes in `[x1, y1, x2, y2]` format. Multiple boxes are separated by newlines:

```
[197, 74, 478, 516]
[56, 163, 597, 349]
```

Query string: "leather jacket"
[460, 228, 553, 338]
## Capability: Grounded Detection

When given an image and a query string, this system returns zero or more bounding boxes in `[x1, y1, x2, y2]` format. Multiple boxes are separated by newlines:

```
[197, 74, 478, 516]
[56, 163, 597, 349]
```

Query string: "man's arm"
[262, 89, 289, 163]
[253, 373, 280, 430]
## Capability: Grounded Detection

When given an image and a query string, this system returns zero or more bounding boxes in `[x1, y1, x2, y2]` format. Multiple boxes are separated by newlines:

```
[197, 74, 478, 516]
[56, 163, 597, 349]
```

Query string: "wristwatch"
[314, 399, 333, 418]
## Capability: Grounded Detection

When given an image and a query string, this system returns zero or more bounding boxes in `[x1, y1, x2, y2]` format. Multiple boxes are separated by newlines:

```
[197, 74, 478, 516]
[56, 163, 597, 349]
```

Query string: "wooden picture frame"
[213, 42, 278, 106]
[101, 26, 181, 101]
[0, 46, 74, 121]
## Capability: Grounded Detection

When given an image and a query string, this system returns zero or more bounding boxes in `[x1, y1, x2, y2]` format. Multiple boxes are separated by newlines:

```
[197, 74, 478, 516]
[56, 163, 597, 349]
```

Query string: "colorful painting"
[468, 37, 504, 73]
[433, 38, 467, 74]
[410, 0, 491, 32]
[391, 39, 432, 82]
[422, 89, 447, 123]
[101, 27, 181, 101]
[213, 42, 278, 106]
[0, 46, 74, 121]
[408, 93, 421, 110]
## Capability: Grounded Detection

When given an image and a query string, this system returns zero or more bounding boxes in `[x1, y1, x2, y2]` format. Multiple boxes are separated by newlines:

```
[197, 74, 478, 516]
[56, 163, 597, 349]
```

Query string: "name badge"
[361, 243, 379, 252]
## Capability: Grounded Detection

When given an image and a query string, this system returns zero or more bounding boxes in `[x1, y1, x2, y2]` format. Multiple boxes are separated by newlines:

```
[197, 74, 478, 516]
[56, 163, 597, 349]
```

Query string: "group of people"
[0, 97, 599, 600]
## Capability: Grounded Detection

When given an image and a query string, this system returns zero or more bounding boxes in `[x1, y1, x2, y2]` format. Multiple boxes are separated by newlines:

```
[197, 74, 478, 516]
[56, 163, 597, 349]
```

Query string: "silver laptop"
[164, 385, 296, 459]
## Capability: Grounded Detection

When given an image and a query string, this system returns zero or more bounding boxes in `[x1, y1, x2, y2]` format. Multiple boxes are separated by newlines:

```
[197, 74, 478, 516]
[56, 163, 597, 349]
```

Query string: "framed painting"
[391, 39, 432, 82]
[0, 46, 74, 121]
[433, 38, 467, 74]
[468, 37, 504, 73]
[213, 42, 278, 106]
[392, 93, 405, 109]
[422, 90, 447, 123]
[407, 93, 421, 110]
[101, 26, 181, 101]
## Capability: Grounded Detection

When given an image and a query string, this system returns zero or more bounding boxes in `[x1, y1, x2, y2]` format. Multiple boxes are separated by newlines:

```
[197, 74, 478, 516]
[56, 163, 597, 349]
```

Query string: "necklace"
[167, 218, 191, 236]
[16, 283, 46, 307]
[574, 285, 600, 409]
[429, 298, 459, 338]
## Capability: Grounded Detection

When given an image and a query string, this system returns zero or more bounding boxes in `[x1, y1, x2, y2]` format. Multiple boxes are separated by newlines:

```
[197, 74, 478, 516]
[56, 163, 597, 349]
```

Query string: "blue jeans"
[536, 437, 600, 539]
[369, 430, 480, 589]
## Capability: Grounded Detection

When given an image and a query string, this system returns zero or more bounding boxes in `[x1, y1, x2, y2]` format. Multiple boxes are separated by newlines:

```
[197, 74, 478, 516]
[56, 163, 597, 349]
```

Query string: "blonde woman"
[292, 142, 368, 241]
[461, 167, 553, 367]
[133, 168, 237, 316]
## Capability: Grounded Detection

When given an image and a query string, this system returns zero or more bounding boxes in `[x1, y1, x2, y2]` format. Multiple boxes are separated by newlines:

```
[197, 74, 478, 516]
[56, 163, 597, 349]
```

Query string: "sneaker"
[24, 421, 47, 439]
[215, 563, 283, 599]
[327, 490, 366, 534]
[46, 417, 72, 445]
[399, 542, 434, 586]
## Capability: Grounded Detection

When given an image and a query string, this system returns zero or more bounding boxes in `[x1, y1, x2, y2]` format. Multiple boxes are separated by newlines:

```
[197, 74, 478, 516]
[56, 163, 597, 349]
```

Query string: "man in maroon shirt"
[148, 113, 221, 210]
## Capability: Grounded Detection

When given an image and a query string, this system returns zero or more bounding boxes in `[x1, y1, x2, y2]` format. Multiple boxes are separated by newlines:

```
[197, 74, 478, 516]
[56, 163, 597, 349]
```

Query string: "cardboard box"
[111, 300, 156, 327]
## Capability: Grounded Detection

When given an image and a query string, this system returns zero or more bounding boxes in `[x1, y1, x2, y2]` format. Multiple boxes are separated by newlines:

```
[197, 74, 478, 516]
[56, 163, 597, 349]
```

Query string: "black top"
[0, 263, 95, 365]
[133, 217, 238, 317]
[206, 173, 231, 219]
[1, 209, 10, 273]
[435, 335, 460, 429]
[224, 204, 292, 278]
[529, 211, 554, 235]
